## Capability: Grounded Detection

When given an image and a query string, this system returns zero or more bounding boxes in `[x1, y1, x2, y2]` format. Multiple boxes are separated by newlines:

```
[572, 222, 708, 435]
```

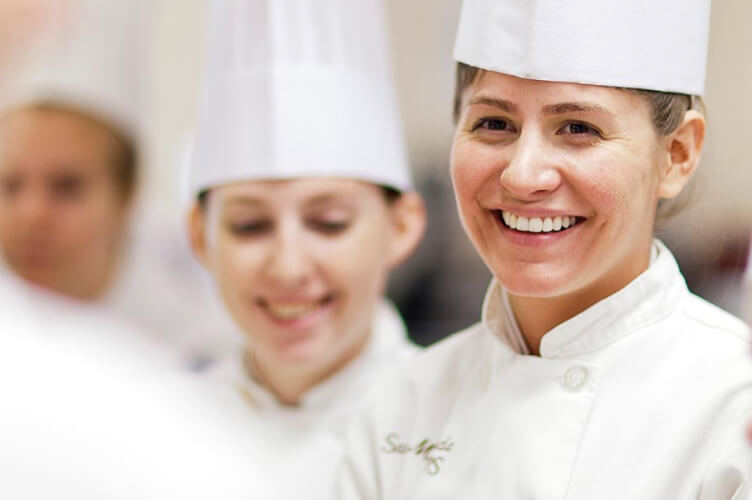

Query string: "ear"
[385, 191, 427, 269]
[188, 201, 210, 269]
[657, 110, 706, 199]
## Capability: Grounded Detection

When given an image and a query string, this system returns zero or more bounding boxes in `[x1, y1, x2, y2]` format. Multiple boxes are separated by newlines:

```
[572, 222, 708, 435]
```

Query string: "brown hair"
[30, 101, 138, 203]
[452, 62, 701, 221]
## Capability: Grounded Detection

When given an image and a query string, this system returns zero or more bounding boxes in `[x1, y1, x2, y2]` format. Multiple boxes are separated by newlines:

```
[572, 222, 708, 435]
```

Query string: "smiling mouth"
[259, 294, 336, 321]
[495, 210, 585, 234]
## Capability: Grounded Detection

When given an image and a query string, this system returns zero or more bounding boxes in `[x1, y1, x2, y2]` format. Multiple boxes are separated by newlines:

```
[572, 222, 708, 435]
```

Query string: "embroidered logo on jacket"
[380, 432, 454, 475]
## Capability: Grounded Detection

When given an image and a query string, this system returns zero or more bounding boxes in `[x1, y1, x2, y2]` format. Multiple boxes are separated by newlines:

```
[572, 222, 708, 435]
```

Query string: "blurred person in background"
[184, 0, 425, 497]
[0, 0, 241, 369]
[337, 0, 752, 498]
[0, 2, 262, 498]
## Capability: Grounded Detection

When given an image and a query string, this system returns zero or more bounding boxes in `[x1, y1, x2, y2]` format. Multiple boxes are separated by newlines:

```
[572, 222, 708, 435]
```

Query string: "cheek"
[574, 154, 660, 229]
[66, 196, 126, 246]
[211, 237, 265, 292]
[450, 141, 491, 202]
[316, 221, 394, 307]
[451, 141, 498, 236]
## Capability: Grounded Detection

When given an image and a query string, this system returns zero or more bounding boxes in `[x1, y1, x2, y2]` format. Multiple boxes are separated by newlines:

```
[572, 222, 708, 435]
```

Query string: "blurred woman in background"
[184, 0, 426, 497]
[0, 0, 241, 368]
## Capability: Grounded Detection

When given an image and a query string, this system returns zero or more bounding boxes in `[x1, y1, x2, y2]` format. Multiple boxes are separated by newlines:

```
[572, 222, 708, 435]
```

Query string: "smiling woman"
[336, 0, 751, 498]
[191, 179, 422, 405]
[450, 72, 705, 351]
[183, 0, 426, 498]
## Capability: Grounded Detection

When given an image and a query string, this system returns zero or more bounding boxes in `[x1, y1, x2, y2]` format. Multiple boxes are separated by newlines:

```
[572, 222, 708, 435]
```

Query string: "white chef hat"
[0, 0, 146, 140]
[454, 0, 711, 96]
[188, 0, 411, 197]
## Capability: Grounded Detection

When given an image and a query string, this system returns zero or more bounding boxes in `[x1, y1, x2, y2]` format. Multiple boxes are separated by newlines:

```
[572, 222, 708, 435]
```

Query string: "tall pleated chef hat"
[453, 0, 712, 96]
[0, 0, 145, 140]
[188, 0, 411, 197]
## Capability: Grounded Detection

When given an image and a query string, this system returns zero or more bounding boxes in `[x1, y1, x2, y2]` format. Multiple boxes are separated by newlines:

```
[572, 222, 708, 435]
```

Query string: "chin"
[268, 336, 329, 366]
[493, 266, 576, 298]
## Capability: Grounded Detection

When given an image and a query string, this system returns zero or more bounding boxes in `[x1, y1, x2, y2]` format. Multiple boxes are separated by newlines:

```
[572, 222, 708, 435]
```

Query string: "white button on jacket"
[336, 241, 752, 499]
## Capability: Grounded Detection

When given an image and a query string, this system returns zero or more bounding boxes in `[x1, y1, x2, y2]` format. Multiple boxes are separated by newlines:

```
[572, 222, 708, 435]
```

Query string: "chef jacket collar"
[482, 240, 685, 358]
[235, 299, 414, 413]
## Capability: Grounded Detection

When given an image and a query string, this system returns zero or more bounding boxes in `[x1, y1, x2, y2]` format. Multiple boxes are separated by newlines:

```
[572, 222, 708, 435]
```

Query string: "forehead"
[465, 71, 648, 116]
[212, 178, 383, 208]
[0, 107, 116, 173]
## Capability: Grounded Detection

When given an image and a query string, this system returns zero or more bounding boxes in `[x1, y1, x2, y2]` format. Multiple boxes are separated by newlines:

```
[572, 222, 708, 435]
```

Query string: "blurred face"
[452, 71, 672, 305]
[192, 179, 417, 371]
[0, 107, 130, 299]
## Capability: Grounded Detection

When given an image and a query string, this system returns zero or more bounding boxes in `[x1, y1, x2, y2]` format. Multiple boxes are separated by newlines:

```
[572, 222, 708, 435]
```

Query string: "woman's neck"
[245, 330, 370, 406]
[508, 253, 652, 355]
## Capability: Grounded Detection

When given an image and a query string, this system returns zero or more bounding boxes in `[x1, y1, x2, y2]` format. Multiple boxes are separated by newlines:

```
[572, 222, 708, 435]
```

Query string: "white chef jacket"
[336, 241, 752, 500]
[197, 299, 419, 500]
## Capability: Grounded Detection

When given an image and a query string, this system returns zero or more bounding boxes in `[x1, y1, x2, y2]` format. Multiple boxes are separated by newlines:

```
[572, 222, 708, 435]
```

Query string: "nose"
[263, 220, 314, 287]
[499, 129, 562, 201]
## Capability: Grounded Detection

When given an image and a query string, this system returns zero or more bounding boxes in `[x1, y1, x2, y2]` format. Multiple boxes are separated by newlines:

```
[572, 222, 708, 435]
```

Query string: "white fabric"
[188, 0, 411, 195]
[0, 272, 261, 499]
[454, 0, 711, 96]
[336, 241, 752, 499]
[199, 299, 419, 499]
[0, 0, 146, 137]
[102, 209, 243, 370]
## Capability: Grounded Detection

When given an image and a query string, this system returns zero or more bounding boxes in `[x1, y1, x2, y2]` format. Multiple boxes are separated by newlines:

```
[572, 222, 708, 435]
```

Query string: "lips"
[259, 294, 336, 321]
[495, 210, 585, 233]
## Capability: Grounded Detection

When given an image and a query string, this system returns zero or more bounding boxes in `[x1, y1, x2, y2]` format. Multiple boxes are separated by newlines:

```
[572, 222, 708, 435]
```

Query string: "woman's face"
[0, 107, 130, 300]
[191, 179, 419, 371]
[452, 71, 678, 304]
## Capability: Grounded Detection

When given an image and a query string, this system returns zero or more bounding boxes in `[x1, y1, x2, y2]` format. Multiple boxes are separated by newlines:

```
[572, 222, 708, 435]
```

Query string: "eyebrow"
[304, 194, 357, 209]
[467, 97, 518, 113]
[223, 197, 265, 209]
[467, 97, 615, 119]
[542, 102, 614, 117]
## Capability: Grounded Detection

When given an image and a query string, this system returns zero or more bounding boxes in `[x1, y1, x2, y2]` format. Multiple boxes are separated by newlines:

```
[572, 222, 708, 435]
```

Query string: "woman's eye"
[51, 175, 85, 201]
[307, 219, 350, 235]
[473, 118, 515, 132]
[559, 122, 601, 137]
[227, 220, 273, 236]
[0, 176, 22, 197]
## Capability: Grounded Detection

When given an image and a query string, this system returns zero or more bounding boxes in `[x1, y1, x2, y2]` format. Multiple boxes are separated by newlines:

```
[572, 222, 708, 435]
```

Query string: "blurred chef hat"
[0, 0, 146, 140]
[188, 0, 411, 197]
[454, 0, 711, 96]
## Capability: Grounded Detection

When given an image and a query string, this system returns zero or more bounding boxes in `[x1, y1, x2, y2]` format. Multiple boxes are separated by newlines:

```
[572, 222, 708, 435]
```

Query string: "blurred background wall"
[11, 0, 746, 346]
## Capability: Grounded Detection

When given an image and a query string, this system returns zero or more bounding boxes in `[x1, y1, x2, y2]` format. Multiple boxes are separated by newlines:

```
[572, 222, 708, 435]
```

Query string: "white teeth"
[502, 211, 511, 227]
[500, 211, 580, 233]
[265, 302, 320, 320]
